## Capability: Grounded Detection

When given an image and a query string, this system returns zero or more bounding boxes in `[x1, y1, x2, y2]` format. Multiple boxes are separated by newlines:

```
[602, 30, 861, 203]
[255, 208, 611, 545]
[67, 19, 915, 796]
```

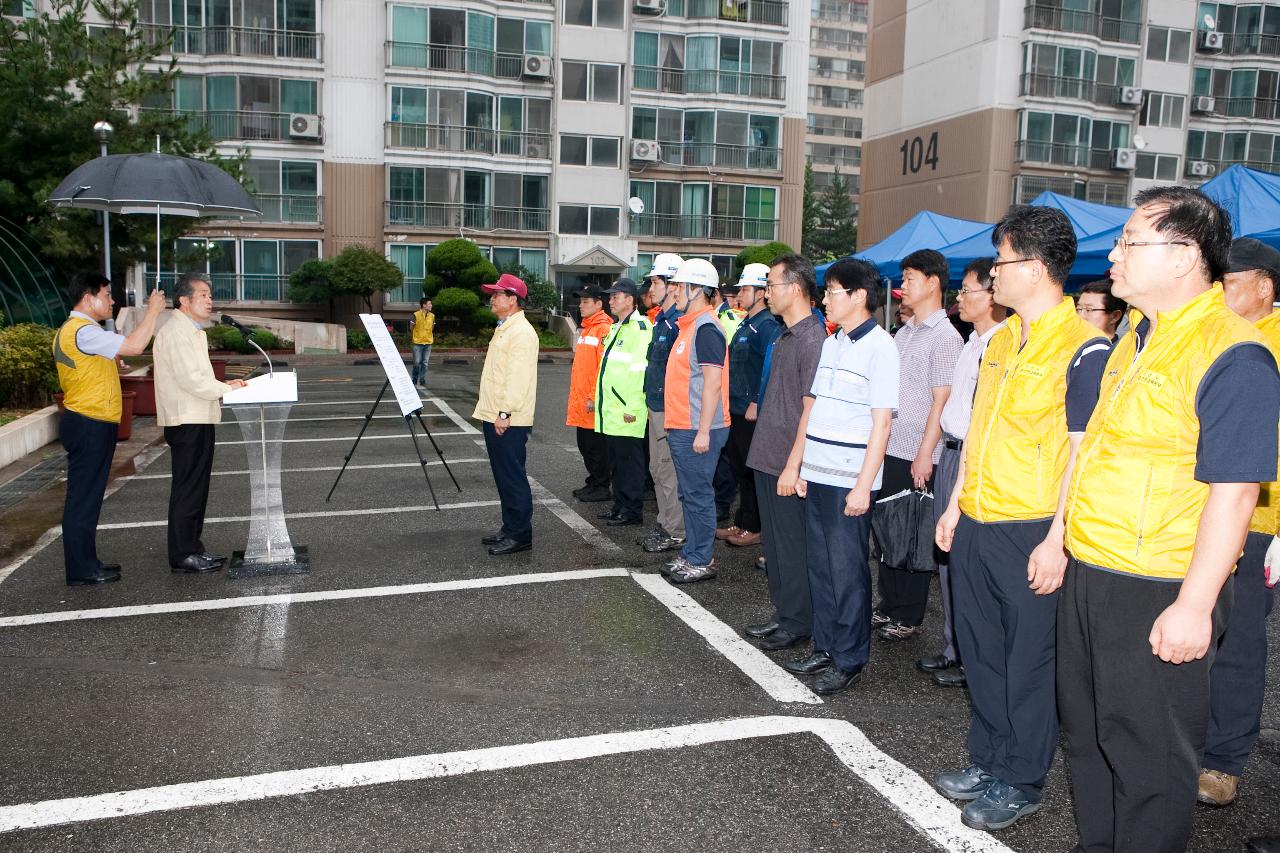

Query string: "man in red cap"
[474, 273, 539, 555]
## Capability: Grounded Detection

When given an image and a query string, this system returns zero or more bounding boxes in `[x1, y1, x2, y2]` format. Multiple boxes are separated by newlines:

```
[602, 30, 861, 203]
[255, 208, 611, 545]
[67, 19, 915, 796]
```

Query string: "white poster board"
[223, 371, 299, 405]
[360, 313, 422, 417]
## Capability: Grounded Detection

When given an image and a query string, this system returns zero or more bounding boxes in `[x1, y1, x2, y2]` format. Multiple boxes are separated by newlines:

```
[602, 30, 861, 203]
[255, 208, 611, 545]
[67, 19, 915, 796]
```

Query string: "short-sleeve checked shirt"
[886, 307, 964, 464]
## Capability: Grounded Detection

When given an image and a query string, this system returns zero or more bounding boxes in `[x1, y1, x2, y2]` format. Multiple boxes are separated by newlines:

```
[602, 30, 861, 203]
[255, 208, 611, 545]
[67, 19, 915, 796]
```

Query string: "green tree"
[424, 239, 498, 297]
[328, 245, 404, 313]
[0, 0, 244, 277]
[496, 261, 557, 311]
[801, 159, 823, 261]
[286, 258, 336, 319]
[811, 168, 858, 260]
[734, 241, 794, 278]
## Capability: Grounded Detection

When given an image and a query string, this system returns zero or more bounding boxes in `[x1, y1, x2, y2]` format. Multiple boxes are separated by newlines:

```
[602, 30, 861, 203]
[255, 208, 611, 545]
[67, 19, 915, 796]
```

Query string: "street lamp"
[93, 121, 115, 328]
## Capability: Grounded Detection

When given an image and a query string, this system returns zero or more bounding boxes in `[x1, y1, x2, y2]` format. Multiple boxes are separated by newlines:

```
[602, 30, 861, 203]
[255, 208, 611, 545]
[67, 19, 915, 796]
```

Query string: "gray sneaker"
[935, 765, 995, 801]
[659, 556, 689, 577]
[643, 532, 685, 553]
[636, 525, 666, 546]
[960, 781, 1041, 831]
[669, 560, 717, 584]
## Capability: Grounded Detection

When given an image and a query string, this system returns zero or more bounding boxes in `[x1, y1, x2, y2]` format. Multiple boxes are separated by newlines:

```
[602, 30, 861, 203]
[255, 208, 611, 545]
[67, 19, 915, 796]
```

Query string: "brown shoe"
[1197, 769, 1239, 807]
[727, 529, 762, 547]
[715, 525, 743, 541]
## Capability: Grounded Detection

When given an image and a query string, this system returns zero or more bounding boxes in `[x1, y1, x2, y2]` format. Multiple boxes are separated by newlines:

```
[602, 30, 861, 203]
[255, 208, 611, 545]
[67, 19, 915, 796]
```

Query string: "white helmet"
[671, 258, 721, 289]
[736, 263, 769, 290]
[647, 252, 684, 280]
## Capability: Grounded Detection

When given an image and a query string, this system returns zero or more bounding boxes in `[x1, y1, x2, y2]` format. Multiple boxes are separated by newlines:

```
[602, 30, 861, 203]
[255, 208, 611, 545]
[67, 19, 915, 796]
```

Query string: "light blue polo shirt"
[800, 317, 899, 490]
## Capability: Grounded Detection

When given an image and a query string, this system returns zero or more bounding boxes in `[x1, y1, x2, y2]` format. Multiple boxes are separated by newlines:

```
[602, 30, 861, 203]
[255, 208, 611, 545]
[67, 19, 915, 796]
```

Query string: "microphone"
[220, 314, 252, 334]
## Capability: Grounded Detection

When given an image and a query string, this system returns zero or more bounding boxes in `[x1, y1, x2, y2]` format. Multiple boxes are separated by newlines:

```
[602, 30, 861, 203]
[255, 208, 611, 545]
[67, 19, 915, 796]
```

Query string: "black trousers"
[576, 426, 610, 489]
[808, 482, 876, 671]
[1205, 531, 1276, 776]
[60, 411, 117, 582]
[484, 422, 533, 544]
[756, 470, 811, 637]
[951, 514, 1058, 801]
[1058, 560, 1232, 853]
[874, 454, 935, 625]
[164, 424, 217, 566]
[606, 434, 646, 519]
[725, 417, 760, 532]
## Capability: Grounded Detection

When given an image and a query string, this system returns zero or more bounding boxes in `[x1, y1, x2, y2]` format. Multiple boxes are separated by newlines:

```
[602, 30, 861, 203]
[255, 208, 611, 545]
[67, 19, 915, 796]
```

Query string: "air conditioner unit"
[1191, 95, 1217, 114]
[525, 141, 549, 159]
[630, 139, 660, 162]
[634, 0, 665, 13]
[1199, 30, 1225, 51]
[288, 113, 321, 140]
[1110, 148, 1137, 170]
[1116, 86, 1144, 106]
[523, 54, 552, 79]
[1189, 160, 1217, 177]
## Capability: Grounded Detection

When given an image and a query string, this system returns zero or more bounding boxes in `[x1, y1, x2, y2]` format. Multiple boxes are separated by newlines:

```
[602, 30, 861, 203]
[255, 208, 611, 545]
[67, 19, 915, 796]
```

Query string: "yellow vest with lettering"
[959, 297, 1108, 522]
[1251, 310, 1280, 536]
[1065, 286, 1267, 579]
[53, 316, 121, 423]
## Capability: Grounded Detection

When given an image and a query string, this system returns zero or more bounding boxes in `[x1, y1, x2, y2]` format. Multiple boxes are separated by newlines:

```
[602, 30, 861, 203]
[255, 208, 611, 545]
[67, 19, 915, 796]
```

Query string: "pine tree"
[801, 159, 822, 260]
[813, 168, 858, 260]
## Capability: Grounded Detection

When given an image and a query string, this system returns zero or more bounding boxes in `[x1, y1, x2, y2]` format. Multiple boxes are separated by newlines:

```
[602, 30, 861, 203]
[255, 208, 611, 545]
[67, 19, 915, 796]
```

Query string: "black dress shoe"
[606, 514, 643, 527]
[744, 620, 779, 638]
[100, 562, 122, 573]
[933, 666, 967, 688]
[782, 651, 833, 675]
[814, 665, 862, 695]
[481, 531, 506, 545]
[67, 568, 122, 586]
[916, 654, 958, 673]
[597, 508, 623, 520]
[758, 628, 807, 651]
[488, 537, 532, 556]
[198, 552, 227, 566]
[172, 554, 223, 574]
[577, 486, 613, 503]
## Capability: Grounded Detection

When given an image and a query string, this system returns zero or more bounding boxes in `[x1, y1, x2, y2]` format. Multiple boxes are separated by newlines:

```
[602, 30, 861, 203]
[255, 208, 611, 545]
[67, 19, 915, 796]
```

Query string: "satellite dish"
[1133, 134, 1148, 150]
[627, 197, 645, 215]
[1204, 13, 1216, 29]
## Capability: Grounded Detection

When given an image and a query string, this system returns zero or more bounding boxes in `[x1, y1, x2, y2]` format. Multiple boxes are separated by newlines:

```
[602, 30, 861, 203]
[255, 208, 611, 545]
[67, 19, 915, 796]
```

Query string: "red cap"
[482, 273, 527, 298]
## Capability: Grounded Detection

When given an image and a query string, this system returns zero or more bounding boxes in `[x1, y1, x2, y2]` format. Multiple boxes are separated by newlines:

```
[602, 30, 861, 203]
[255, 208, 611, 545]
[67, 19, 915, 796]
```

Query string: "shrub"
[249, 329, 280, 352]
[347, 328, 371, 351]
[329, 245, 404, 313]
[735, 241, 795, 277]
[204, 325, 242, 352]
[433, 287, 482, 319]
[0, 323, 58, 407]
[425, 239, 499, 297]
[470, 306, 497, 327]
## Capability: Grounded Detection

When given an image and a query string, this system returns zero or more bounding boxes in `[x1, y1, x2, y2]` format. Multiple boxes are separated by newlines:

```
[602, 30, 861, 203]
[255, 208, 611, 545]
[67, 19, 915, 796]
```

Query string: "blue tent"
[816, 210, 991, 283]
[1199, 164, 1280, 249]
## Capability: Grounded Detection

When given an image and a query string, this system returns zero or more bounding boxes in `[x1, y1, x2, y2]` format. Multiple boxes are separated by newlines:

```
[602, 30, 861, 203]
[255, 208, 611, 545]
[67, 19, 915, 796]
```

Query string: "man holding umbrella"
[54, 273, 166, 586]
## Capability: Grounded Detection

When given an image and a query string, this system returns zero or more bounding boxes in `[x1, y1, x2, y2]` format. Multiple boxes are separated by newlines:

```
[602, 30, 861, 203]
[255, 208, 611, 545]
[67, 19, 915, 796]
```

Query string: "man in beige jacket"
[474, 273, 539, 555]
[153, 273, 246, 573]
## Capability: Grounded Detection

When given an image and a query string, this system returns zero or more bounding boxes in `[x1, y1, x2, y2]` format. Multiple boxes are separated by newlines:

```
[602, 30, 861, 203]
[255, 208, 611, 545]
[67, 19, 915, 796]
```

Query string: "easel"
[325, 379, 461, 508]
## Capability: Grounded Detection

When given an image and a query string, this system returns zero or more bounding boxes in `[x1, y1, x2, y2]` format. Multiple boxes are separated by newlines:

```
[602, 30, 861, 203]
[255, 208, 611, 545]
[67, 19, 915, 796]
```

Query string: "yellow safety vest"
[52, 316, 122, 423]
[959, 297, 1108, 522]
[1065, 286, 1267, 579]
[1251, 310, 1280, 536]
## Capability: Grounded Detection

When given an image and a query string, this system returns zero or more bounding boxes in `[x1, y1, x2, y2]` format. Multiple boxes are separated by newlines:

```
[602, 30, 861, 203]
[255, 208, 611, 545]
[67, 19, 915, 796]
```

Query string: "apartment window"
[1024, 43, 1097, 81]
[496, 18, 551, 54]
[809, 55, 865, 82]
[564, 0, 622, 28]
[491, 247, 548, 278]
[560, 134, 620, 167]
[1140, 92, 1186, 128]
[1146, 26, 1192, 63]
[1096, 54, 1136, 87]
[562, 61, 620, 102]
[560, 205, 620, 235]
[1135, 153, 1180, 181]
[811, 26, 864, 51]
[1190, 129, 1280, 168]
[808, 84, 862, 109]
[807, 114, 863, 139]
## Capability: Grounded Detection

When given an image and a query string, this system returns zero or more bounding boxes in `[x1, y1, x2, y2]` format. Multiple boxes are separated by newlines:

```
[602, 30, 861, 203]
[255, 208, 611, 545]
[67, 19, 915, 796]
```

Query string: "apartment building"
[807, 0, 867, 207]
[860, 0, 1280, 247]
[28, 0, 810, 312]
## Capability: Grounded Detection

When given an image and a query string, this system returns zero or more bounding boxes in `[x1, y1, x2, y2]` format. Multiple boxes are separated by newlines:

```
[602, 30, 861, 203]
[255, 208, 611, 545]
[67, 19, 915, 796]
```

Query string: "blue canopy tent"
[1199, 164, 1280, 249]
[815, 210, 992, 283]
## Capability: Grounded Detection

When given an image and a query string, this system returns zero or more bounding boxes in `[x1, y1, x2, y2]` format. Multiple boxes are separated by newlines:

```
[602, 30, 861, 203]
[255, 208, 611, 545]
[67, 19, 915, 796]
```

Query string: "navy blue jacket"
[728, 309, 782, 415]
[644, 303, 683, 412]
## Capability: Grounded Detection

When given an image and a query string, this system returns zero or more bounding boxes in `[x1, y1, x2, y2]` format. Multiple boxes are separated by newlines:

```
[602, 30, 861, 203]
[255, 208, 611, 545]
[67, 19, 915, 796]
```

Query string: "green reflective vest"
[595, 311, 653, 438]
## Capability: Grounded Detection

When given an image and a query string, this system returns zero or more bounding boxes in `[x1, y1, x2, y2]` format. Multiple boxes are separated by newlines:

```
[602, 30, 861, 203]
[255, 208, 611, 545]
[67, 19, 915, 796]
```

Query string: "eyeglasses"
[1113, 237, 1191, 253]
[766, 282, 794, 290]
[1075, 307, 1109, 315]
[958, 287, 991, 296]
[990, 258, 1034, 270]
[825, 287, 852, 296]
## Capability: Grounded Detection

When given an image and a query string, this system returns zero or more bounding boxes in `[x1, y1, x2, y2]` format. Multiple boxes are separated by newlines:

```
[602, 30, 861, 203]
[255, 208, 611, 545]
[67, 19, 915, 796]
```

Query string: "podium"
[222, 372, 309, 578]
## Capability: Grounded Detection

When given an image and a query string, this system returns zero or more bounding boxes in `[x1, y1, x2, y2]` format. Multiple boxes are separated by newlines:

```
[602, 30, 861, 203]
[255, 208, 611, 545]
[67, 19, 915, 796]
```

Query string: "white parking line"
[0, 715, 1016, 853]
[529, 477, 621, 553]
[216, 430, 467, 446]
[93, 498, 503, 530]
[630, 573, 820, 705]
[215, 413, 448, 424]
[128, 458, 488, 481]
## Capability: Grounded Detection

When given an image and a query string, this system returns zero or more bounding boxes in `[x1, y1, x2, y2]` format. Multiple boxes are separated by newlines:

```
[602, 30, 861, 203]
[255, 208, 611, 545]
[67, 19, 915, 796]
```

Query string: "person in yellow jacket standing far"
[594, 278, 652, 527]
[568, 286, 614, 504]
[474, 274, 539, 556]
[410, 297, 434, 388]
[1059, 188, 1280, 853]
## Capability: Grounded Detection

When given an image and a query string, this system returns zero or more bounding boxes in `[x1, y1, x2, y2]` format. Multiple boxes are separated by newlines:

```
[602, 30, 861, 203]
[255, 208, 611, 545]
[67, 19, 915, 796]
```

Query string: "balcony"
[632, 66, 784, 99]
[1221, 32, 1280, 57]
[1019, 73, 1132, 108]
[1210, 97, 1280, 120]
[385, 202, 551, 232]
[384, 42, 526, 79]
[685, 0, 787, 26]
[253, 194, 324, 224]
[141, 25, 322, 59]
[1014, 140, 1117, 170]
[812, 2, 868, 24]
[143, 109, 324, 143]
[808, 152, 860, 168]
[630, 213, 777, 242]
[1186, 158, 1280, 177]
[152, 272, 294, 303]
[642, 141, 781, 171]
[1023, 3, 1141, 44]
[384, 123, 552, 158]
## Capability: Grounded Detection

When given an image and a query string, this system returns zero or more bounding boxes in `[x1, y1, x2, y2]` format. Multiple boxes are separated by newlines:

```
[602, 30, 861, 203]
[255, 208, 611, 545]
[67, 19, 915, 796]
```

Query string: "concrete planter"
[0, 405, 59, 471]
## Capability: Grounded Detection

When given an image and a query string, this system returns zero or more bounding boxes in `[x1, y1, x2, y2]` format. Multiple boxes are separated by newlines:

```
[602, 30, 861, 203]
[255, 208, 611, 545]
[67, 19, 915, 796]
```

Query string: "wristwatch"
[498, 411, 511, 420]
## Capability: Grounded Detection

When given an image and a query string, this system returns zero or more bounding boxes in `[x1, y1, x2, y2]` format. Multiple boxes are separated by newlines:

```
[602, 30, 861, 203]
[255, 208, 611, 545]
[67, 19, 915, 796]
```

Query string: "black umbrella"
[48, 151, 260, 288]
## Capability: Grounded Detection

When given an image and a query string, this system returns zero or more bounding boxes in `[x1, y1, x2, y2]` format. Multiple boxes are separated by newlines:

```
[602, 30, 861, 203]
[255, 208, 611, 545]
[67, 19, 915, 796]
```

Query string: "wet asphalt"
[0, 360, 1277, 852]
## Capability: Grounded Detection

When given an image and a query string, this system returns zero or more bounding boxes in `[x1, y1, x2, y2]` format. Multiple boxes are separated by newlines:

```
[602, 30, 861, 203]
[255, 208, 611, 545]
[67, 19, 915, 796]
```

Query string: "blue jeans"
[667, 427, 729, 566]
[412, 344, 431, 385]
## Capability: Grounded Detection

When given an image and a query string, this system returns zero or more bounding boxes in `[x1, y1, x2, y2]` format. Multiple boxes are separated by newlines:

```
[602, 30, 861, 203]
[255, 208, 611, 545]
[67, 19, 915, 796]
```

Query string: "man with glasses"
[1060, 188, 1280, 852]
[935, 207, 1110, 832]
[915, 257, 1006, 689]
[1075, 280, 1126, 343]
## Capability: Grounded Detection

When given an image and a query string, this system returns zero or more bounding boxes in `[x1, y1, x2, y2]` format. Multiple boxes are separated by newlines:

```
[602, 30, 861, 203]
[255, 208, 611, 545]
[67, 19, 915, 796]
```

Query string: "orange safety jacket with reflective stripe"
[566, 310, 613, 429]
[663, 305, 730, 431]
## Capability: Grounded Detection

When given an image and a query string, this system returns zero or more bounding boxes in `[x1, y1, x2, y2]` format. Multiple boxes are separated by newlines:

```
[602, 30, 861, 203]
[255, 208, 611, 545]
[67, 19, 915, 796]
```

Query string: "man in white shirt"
[917, 258, 1006, 687]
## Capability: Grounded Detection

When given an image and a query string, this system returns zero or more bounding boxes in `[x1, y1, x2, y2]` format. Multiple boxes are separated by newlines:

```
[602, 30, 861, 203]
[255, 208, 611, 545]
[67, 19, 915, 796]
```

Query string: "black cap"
[1227, 237, 1280, 282]
[603, 277, 639, 297]
[719, 283, 740, 295]
[575, 285, 606, 300]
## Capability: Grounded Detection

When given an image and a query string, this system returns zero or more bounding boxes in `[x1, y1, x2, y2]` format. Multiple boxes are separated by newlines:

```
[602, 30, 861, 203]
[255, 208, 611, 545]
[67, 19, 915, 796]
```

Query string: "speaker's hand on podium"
[225, 379, 248, 390]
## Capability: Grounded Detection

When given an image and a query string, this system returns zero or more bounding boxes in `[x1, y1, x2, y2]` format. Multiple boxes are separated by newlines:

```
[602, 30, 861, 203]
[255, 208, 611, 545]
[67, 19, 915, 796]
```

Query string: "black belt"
[943, 436, 963, 451]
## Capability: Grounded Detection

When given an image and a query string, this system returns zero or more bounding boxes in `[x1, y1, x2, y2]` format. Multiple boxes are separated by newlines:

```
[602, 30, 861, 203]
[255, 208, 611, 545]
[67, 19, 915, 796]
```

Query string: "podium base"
[228, 545, 310, 579]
